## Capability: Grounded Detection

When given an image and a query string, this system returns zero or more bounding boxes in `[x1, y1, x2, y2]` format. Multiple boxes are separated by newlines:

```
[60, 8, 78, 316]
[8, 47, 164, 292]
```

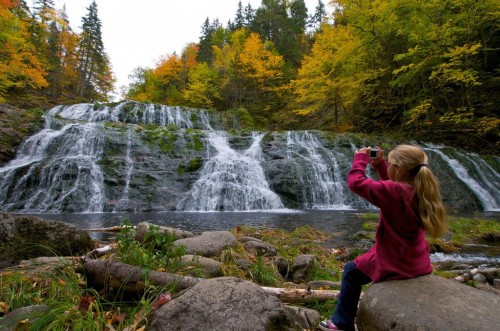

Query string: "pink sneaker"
[318, 320, 343, 330]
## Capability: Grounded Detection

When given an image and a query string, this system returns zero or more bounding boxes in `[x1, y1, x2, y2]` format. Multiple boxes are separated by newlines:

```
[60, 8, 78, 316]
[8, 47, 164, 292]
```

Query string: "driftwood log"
[82, 259, 340, 303]
[82, 259, 202, 291]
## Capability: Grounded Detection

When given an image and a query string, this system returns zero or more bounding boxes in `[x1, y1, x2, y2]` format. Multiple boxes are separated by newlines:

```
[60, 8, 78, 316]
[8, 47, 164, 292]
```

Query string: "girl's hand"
[355, 147, 370, 155]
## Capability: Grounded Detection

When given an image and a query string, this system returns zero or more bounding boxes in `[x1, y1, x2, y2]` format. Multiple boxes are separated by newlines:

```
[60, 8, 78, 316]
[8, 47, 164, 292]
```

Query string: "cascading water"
[0, 122, 106, 212]
[0, 101, 498, 213]
[424, 145, 500, 211]
[285, 131, 369, 209]
[176, 131, 285, 211]
[113, 127, 134, 212]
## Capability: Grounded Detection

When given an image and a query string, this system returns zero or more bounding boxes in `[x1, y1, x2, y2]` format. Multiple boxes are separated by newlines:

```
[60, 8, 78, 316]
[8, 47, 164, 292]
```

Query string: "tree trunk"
[81, 259, 341, 302]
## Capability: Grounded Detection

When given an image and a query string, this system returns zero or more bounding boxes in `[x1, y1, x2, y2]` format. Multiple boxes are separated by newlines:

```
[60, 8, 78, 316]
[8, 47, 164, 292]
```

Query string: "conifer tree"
[196, 18, 215, 64]
[76, 0, 114, 101]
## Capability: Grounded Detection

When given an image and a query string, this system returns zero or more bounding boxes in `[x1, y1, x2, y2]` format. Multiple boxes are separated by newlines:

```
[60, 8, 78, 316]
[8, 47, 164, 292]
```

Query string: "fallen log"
[82, 259, 202, 292]
[82, 259, 342, 302]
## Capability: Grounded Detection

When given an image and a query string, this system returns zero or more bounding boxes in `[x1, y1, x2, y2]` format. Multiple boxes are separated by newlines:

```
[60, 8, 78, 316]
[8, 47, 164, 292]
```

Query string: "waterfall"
[0, 122, 106, 212]
[176, 131, 284, 211]
[424, 145, 500, 211]
[0, 101, 497, 213]
[285, 131, 355, 209]
[47, 101, 212, 129]
[114, 127, 134, 212]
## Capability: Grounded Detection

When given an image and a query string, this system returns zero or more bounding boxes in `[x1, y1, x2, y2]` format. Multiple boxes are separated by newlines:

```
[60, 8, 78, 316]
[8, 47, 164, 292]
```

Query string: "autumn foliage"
[0, 0, 498, 152]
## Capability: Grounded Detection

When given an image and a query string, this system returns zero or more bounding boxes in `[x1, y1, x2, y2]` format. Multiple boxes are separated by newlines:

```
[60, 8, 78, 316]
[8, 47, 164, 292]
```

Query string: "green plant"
[116, 220, 186, 271]
[249, 256, 281, 287]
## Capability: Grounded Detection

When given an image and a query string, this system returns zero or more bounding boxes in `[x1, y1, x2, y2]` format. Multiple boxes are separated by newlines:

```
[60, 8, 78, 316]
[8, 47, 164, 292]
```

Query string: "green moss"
[447, 216, 500, 244]
[177, 157, 203, 174]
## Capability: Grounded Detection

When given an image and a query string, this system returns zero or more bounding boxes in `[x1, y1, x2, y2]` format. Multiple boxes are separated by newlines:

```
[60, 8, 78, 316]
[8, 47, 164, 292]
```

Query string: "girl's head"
[388, 145, 447, 238]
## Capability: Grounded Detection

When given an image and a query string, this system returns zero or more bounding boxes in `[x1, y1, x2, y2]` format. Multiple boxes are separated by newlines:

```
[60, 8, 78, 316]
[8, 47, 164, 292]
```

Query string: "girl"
[319, 145, 447, 331]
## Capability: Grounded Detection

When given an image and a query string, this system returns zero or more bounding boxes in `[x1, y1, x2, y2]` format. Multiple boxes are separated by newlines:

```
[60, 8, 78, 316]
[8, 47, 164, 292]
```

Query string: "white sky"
[36, 0, 324, 98]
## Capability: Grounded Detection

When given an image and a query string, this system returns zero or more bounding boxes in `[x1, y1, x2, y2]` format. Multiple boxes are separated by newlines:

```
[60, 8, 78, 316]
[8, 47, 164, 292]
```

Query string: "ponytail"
[414, 166, 447, 238]
[391, 145, 447, 238]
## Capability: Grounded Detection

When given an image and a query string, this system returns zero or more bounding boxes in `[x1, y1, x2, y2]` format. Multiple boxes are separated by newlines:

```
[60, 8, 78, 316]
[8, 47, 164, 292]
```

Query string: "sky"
[32, 0, 325, 98]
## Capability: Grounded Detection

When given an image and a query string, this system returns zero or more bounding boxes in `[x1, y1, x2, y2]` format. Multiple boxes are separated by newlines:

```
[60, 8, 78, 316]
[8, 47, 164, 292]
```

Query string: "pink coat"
[349, 153, 433, 282]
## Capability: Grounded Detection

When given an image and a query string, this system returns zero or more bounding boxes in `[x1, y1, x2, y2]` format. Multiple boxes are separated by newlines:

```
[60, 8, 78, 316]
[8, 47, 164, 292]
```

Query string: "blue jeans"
[331, 261, 372, 331]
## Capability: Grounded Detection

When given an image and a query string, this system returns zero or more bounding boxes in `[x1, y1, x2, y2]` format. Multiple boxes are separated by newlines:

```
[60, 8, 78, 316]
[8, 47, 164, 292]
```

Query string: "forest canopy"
[1, 0, 499, 153]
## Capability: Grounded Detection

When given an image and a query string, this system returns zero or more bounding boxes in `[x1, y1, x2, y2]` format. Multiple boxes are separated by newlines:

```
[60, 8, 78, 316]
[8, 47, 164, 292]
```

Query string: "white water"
[1, 102, 499, 213]
[114, 127, 134, 212]
[286, 131, 354, 209]
[177, 131, 285, 211]
[424, 145, 500, 211]
[0, 122, 106, 212]
[48, 101, 213, 130]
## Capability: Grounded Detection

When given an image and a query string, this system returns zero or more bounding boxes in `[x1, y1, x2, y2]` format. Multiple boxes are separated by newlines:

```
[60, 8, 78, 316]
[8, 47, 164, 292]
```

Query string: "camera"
[370, 148, 379, 159]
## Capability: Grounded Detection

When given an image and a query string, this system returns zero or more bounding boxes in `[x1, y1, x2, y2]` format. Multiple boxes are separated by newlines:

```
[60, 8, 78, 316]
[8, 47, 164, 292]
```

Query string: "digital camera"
[370, 148, 380, 159]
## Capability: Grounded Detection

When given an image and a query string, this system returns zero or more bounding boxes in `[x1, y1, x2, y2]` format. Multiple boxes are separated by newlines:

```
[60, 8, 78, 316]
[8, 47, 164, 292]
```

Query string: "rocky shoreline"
[1, 213, 499, 330]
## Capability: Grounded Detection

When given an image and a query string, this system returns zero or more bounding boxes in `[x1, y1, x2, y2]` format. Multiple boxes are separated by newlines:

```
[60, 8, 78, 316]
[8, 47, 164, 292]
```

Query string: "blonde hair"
[389, 145, 447, 238]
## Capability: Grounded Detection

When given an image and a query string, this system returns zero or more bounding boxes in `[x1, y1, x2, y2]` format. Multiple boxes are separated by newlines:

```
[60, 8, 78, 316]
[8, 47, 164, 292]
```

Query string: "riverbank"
[1, 213, 499, 330]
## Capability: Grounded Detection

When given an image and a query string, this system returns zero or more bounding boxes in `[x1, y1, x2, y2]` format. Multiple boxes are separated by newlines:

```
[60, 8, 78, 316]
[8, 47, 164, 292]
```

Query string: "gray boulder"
[180, 255, 222, 277]
[0, 213, 94, 268]
[173, 231, 237, 257]
[290, 254, 316, 283]
[357, 274, 500, 330]
[243, 239, 277, 257]
[148, 277, 315, 331]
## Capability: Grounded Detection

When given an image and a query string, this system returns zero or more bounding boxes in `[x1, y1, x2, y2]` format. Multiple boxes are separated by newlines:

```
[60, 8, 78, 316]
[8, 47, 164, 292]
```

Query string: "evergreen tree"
[309, 0, 326, 31]
[196, 17, 215, 64]
[234, 1, 245, 30]
[251, 0, 308, 67]
[76, 0, 114, 101]
[243, 3, 255, 26]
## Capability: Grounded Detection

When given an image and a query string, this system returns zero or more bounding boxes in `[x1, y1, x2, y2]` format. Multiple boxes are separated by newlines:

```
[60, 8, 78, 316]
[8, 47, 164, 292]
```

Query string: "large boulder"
[148, 277, 320, 331]
[357, 274, 500, 330]
[0, 213, 94, 268]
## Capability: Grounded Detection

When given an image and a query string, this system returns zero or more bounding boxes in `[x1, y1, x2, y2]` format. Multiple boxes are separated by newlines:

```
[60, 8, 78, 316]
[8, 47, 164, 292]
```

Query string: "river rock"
[473, 273, 487, 283]
[291, 254, 316, 284]
[479, 267, 499, 283]
[148, 277, 315, 331]
[357, 274, 500, 330]
[0, 213, 94, 268]
[173, 231, 237, 257]
[134, 221, 194, 242]
[243, 239, 277, 257]
[180, 255, 222, 277]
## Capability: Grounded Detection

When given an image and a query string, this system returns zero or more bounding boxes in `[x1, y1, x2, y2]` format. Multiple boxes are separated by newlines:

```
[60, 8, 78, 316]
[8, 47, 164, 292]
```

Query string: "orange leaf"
[152, 292, 171, 310]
